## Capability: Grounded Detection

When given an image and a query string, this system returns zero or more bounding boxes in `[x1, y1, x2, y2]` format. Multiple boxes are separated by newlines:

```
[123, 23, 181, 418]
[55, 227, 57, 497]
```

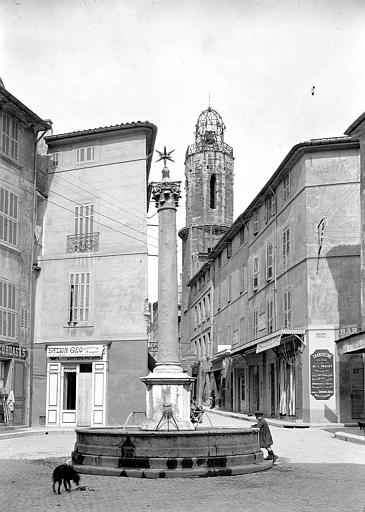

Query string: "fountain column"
[141, 149, 194, 430]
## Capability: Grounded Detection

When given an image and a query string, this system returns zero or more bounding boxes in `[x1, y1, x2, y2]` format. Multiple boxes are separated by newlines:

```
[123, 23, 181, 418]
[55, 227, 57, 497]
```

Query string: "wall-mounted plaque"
[310, 349, 334, 400]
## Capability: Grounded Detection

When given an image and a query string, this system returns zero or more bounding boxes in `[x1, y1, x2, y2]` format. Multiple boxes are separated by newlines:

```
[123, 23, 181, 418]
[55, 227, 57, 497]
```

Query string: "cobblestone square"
[1, 413, 364, 512]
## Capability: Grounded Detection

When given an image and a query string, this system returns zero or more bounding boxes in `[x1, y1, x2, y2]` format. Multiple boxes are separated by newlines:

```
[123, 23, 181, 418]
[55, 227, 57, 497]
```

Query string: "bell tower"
[178, 106, 234, 369]
[179, 106, 234, 280]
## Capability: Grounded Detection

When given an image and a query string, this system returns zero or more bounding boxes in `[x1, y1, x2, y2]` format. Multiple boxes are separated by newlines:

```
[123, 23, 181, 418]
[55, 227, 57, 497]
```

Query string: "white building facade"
[32, 122, 157, 427]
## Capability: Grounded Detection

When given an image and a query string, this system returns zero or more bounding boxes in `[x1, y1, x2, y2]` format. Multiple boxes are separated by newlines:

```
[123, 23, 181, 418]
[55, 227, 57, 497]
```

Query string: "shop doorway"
[62, 364, 92, 426]
[239, 370, 246, 412]
[249, 365, 260, 412]
[350, 357, 364, 419]
[0, 360, 11, 424]
[279, 358, 296, 416]
[270, 363, 276, 417]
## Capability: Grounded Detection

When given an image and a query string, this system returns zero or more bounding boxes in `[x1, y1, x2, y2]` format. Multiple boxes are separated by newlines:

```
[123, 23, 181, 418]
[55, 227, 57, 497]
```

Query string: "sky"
[1, 0, 365, 301]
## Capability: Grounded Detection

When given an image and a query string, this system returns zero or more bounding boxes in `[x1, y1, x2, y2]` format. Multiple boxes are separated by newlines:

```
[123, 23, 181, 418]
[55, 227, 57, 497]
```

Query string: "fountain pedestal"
[140, 367, 195, 431]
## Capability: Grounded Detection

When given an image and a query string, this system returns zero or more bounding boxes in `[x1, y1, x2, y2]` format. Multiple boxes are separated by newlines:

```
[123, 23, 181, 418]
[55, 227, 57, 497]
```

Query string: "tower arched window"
[210, 174, 216, 209]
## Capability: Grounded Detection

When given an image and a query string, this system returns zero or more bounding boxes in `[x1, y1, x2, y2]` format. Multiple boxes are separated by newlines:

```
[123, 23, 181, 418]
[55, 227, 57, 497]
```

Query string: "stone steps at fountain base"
[72, 459, 272, 478]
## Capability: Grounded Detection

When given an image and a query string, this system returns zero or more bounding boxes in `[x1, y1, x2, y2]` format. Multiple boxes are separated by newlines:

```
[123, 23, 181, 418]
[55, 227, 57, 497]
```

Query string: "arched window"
[210, 174, 216, 209]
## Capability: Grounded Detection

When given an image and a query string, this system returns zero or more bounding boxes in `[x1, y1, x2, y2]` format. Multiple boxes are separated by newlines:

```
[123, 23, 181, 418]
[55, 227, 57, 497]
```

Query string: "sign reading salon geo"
[47, 345, 104, 359]
[310, 349, 334, 400]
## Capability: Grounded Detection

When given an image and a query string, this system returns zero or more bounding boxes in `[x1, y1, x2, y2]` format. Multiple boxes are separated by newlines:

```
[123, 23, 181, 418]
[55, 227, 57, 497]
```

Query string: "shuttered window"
[76, 146, 95, 163]
[253, 256, 259, 291]
[282, 227, 290, 267]
[68, 272, 90, 324]
[283, 290, 292, 329]
[266, 243, 273, 281]
[0, 280, 16, 338]
[2, 114, 19, 161]
[0, 187, 18, 246]
[267, 300, 274, 334]
[74, 204, 94, 235]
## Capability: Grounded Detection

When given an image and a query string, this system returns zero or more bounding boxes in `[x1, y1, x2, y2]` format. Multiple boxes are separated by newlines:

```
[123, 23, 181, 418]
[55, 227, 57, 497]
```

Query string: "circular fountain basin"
[72, 427, 272, 478]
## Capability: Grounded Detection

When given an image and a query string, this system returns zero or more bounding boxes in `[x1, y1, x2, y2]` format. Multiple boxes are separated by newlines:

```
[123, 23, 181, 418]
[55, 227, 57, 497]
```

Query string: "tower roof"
[195, 106, 226, 147]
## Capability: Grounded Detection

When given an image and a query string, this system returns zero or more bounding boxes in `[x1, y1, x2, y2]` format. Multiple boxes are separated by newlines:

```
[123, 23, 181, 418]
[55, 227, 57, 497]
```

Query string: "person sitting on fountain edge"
[250, 411, 278, 463]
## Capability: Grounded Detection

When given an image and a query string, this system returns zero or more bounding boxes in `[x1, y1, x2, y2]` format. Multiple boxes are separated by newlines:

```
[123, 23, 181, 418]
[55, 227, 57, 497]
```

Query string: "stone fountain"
[71, 149, 272, 478]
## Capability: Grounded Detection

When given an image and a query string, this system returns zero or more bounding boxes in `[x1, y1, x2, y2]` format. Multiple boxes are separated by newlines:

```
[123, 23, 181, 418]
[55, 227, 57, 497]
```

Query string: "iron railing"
[66, 232, 99, 253]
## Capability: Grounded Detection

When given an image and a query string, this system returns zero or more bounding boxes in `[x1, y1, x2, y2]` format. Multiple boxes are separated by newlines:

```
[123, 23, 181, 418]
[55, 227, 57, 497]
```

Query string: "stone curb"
[205, 408, 358, 429]
[0, 428, 75, 440]
[205, 408, 311, 428]
[334, 432, 365, 445]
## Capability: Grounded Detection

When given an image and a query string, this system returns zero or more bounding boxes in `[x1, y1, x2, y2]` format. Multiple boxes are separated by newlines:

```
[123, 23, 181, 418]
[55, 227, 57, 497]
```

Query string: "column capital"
[151, 174, 181, 210]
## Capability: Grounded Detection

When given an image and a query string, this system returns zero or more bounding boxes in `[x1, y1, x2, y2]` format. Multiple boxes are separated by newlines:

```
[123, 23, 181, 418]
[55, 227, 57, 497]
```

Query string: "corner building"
[184, 134, 361, 424]
[32, 121, 156, 427]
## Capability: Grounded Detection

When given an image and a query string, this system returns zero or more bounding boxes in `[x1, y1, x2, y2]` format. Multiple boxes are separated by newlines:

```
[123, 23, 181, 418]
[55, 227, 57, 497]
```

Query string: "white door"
[77, 363, 92, 426]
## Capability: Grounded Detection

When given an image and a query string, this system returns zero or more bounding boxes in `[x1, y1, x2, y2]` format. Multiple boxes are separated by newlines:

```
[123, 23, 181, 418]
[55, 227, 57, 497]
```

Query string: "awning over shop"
[336, 331, 365, 355]
[230, 329, 305, 356]
[256, 335, 281, 353]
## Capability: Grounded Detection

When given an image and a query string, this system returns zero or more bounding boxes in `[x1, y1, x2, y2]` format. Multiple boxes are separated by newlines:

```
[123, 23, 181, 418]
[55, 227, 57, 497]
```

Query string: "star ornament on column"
[156, 146, 175, 167]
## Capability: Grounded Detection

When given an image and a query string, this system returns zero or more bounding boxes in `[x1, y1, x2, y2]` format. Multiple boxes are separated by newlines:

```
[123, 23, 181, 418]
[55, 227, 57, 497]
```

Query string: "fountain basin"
[72, 427, 272, 478]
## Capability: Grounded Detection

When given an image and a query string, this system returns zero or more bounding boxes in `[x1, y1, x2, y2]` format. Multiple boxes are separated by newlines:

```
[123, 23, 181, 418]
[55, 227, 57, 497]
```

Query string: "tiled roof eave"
[45, 121, 157, 142]
[0, 88, 50, 130]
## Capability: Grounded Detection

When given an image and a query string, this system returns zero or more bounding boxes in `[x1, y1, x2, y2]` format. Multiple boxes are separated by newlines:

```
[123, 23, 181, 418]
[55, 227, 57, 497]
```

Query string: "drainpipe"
[268, 185, 278, 332]
[28, 126, 48, 427]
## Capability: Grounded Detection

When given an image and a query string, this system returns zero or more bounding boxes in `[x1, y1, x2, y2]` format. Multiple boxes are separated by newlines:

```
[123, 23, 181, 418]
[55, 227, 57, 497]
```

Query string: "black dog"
[52, 464, 80, 494]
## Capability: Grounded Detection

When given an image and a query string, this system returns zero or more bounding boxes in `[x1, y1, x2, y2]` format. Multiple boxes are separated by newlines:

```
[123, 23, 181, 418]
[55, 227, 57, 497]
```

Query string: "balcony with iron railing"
[66, 232, 100, 253]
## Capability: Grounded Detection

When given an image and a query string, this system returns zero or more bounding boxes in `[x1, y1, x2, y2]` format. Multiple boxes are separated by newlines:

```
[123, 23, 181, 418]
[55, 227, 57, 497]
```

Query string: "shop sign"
[339, 323, 360, 338]
[47, 345, 104, 359]
[0, 344, 28, 360]
[310, 349, 334, 400]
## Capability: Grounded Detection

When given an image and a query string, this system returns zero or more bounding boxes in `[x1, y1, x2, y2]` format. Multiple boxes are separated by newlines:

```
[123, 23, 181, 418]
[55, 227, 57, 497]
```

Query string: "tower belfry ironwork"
[194, 106, 226, 149]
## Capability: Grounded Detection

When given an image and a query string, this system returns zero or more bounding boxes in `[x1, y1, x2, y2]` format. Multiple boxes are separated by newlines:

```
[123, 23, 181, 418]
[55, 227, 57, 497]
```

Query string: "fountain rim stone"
[75, 426, 257, 436]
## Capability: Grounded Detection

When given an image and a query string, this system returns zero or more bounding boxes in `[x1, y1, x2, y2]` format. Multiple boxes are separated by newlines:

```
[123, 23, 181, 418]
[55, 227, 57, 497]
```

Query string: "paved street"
[1, 412, 365, 512]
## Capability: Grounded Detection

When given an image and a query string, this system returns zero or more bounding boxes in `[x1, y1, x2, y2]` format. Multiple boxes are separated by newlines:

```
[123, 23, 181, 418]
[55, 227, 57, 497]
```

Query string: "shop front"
[336, 331, 365, 422]
[230, 354, 247, 413]
[46, 344, 108, 427]
[229, 330, 304, 419]
[0, 343, 28, 426]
